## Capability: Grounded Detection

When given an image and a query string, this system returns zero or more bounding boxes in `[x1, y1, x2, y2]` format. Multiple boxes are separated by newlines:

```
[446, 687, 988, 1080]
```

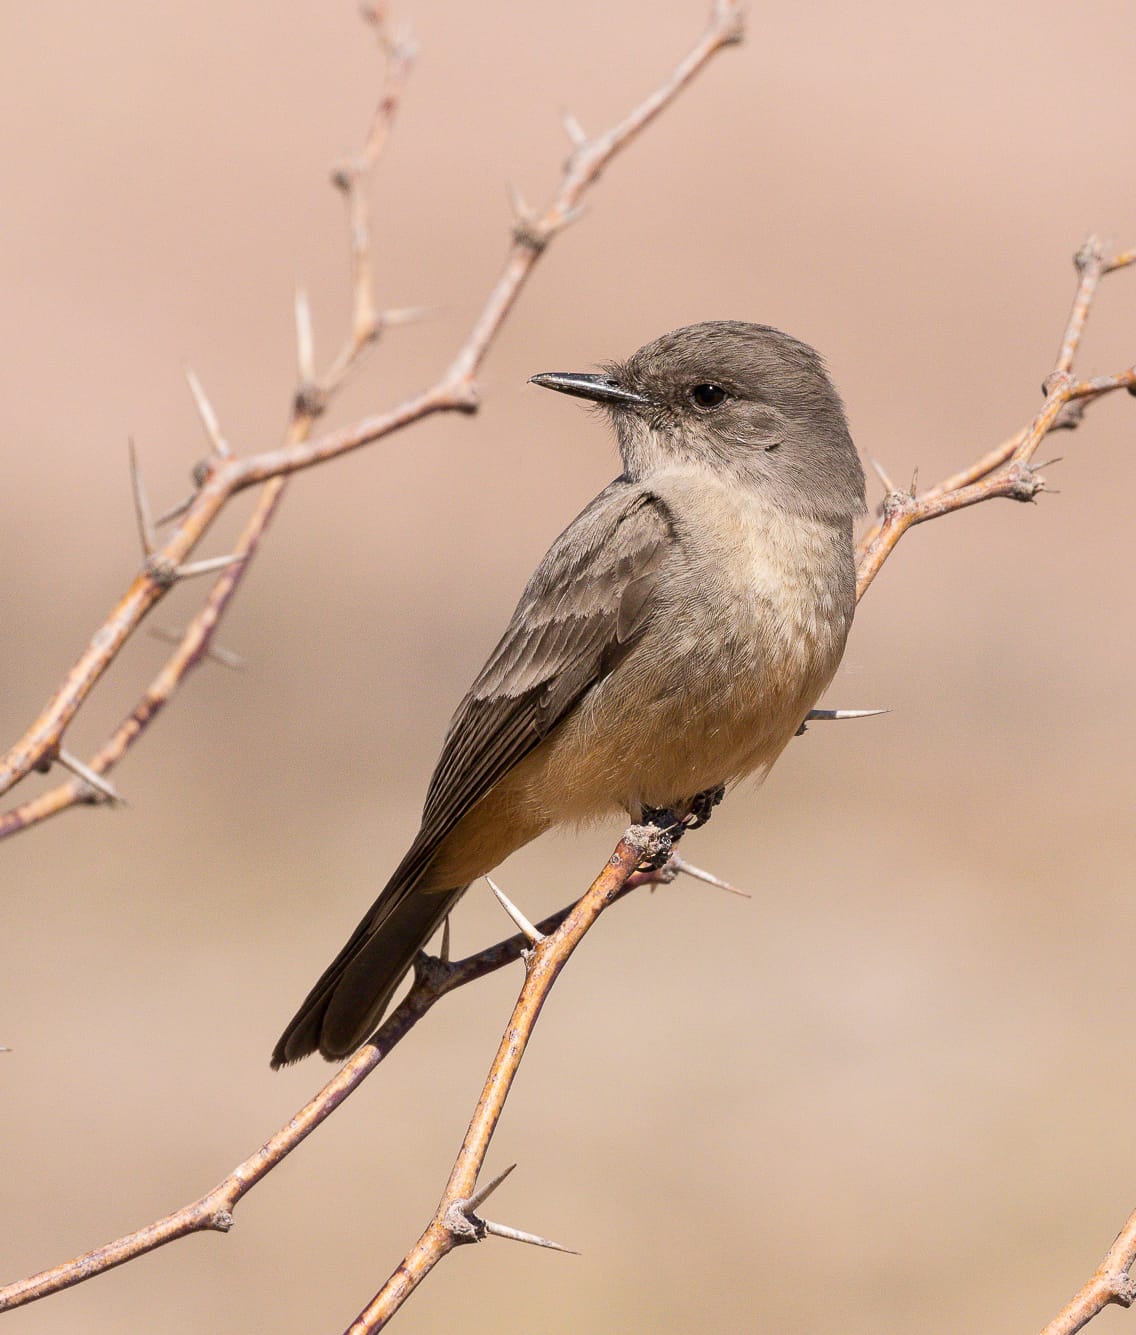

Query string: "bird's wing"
[402, 480, 676, 887]
[270, 480, 676, 1065]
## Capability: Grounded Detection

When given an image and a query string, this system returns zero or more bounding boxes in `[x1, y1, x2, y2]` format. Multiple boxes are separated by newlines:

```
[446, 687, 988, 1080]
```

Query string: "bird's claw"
[638, 784, 725, 867]
[685, 784, 725, 829]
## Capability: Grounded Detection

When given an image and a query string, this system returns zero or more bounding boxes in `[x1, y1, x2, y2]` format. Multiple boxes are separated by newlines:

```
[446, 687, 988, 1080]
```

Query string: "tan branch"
[308, 15, 418, 410]
[0, 839, 679, 1313]
[0, 478, 286, 837]
[8, 216, 1131, 1335]
[0, 9, 412, 833]
[345, 830, 665, 1332]
[1039, 1208, 1136, 1335]
[0, 0, 743, 808]
[4, 3, 1134, 1329]
[0, 2, 746, 1315]
[854, 245, 1135, 602]
[346, 234, 1136, 1328]
[842, 239, 1136, 1333]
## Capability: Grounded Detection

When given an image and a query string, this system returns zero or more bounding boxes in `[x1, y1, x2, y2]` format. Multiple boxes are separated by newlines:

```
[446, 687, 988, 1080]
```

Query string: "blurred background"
[2, 2, 1134, 1331]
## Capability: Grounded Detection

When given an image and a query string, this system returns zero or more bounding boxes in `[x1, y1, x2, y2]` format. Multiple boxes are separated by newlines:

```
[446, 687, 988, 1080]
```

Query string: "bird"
[272, 320, 866, 1066]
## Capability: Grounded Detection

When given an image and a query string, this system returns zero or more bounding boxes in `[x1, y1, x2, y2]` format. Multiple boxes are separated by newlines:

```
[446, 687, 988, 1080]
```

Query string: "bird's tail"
[271, 875, 465, 1068]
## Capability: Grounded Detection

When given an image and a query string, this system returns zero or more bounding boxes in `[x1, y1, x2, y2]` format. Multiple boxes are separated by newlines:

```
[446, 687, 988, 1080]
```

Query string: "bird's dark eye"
[690, 382, 727, 408]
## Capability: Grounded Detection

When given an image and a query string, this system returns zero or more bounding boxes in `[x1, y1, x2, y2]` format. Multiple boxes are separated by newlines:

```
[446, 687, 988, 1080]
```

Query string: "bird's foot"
[685, 784, 725, 830]
[637, 806, 682, 869]
[637, 785, 725, 868]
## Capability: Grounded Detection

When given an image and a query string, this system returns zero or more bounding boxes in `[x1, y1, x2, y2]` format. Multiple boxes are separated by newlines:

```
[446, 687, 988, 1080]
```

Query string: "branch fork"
[441, 1164, 575, 1255]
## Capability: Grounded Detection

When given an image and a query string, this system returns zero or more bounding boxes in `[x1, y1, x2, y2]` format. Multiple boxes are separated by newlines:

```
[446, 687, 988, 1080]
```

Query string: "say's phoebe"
[272, 321, 866, 1067]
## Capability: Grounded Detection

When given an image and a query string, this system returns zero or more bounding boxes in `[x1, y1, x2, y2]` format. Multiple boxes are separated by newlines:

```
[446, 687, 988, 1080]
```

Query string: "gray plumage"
[272, 321, 866, 1067]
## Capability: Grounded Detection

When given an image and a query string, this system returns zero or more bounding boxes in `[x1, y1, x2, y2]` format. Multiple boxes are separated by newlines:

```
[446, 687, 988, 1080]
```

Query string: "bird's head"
[531, 321, 866, 522]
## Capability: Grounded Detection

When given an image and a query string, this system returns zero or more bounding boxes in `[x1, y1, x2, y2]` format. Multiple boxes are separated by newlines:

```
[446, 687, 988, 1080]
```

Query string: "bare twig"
[1039, 1209, 1136, 1335]
[345, 829, 663, 1332]
[0, 8, 416, 834]
[854, 245, 1135, 601]
[3, 1, 1134, 1329]
[3, 222, 1132, 1313]
[0, 835, 657, 1313]
[0, 480, 284, 838]
[293, 287, 316, 388]
[0, 0, 743, 815]
[0, 6, 750, 1309]
[355, 231, 1135, 1329]
[849, 244, 1136, 1335]
[1054, 235, 1107, 380]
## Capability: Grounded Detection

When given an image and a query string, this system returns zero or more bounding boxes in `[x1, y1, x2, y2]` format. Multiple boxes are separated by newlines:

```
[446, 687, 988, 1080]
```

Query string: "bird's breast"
[534, 482, 856, 819]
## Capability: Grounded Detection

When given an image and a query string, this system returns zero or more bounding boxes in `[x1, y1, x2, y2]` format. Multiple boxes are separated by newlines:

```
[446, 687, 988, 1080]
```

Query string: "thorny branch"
[343, 831, 669, 1332]
[2, 2, 1135, 1332]
[0, 6, 417, 838]
[0, 0, 745, 822]
[855, 237, 1135, 596]
[1041, 1212, 1136, 1335]
[349, 242, 1136, 1331]
[0, 842, 681, 1313]
[3, 221, 1133, 1324]
[0, 0, 749, 1317]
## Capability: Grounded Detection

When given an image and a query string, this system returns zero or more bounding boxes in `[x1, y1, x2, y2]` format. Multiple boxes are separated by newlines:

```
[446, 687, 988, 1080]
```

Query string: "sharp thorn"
[561, 109, 587, 148]
[147, 624, 184, 646]
[56, 750, 125, 807]
[485, 876, 545, 944]
[391, 26, 419, 63]
[869, 456, 897, 495]
[155, 494, 195, 526]
[185, 368, 231, 457]
[204, 643, 245, 670]
[439, 914, 451, 964]
[481, 1218, 579, 1255]
[175, 554, 246, 580]
[465, 1163, 517, 1213]
[805, 707, 889, 722]
[668, 854, 751, 899]
[552, 203, 585, 233]
[909, 466, 920, 496]
[507, 180, 533, 224]
[128, 438, 156, 557]
[146, 625, 244, 669]
[294, 285, 316, 384]
[379, 304, 434, 327]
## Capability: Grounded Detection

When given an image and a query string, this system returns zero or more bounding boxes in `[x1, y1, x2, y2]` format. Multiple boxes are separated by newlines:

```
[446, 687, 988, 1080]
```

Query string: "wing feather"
[271, 480, 677, 1063]
[414, 480, 675, 861]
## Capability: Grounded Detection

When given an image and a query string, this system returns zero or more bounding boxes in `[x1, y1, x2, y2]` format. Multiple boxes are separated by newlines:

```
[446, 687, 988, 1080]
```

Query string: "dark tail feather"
[271, 879, 465, 1067]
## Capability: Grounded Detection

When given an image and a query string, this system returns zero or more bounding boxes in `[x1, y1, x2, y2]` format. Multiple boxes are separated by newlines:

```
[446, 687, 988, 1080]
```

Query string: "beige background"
[2, 3, 1135, 1332]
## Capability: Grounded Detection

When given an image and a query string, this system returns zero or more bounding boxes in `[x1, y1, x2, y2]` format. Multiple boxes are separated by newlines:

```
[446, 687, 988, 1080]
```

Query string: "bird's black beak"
[529, 371, 651, 407]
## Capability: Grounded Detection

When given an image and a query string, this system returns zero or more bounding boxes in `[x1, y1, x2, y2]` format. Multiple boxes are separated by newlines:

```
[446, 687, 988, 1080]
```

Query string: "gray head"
[531, 321, 866, 522]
